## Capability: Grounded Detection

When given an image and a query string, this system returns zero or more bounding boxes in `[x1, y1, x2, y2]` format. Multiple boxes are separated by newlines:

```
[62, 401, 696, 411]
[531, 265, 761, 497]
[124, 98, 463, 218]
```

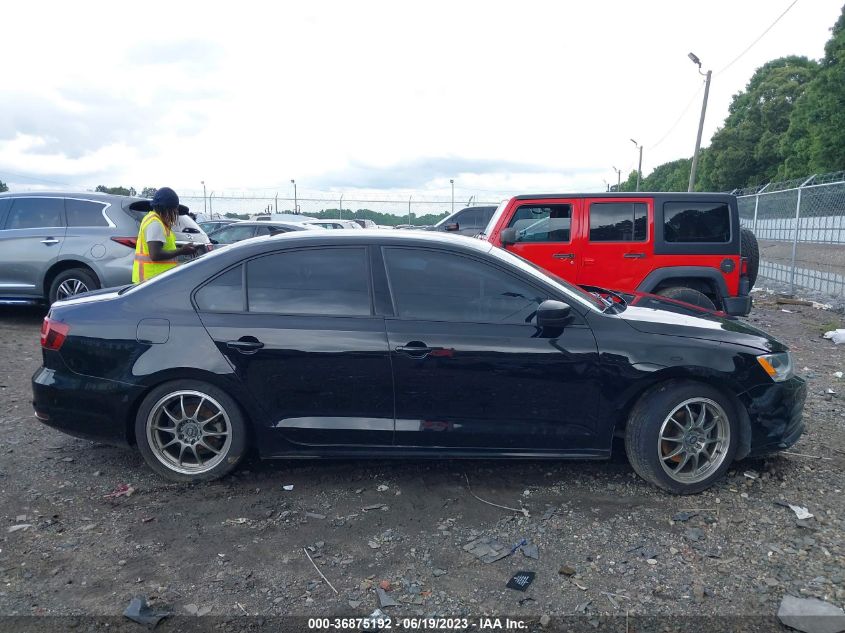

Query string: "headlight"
[757, 352, 794, 382]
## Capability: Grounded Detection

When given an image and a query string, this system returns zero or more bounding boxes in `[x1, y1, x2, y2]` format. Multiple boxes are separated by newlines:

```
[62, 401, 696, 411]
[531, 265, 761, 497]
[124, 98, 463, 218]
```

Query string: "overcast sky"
[1, 0, 842, 206]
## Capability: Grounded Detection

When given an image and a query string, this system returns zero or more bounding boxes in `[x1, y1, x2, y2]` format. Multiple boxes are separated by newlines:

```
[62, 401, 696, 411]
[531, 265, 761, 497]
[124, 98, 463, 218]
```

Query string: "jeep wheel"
[741, 227, 760, 288]
[625, 381, 738, 494]
[48, 268, 100, 304]
[656, 286, 716, 311]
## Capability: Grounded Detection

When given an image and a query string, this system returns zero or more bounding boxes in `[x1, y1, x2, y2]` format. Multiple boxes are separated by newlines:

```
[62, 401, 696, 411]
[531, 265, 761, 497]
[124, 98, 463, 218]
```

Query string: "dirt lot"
[0, 299, 843, 630]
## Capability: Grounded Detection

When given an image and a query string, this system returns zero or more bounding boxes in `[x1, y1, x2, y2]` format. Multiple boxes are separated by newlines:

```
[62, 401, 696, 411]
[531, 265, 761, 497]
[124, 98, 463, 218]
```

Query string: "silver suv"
[0, 191, 207, 305]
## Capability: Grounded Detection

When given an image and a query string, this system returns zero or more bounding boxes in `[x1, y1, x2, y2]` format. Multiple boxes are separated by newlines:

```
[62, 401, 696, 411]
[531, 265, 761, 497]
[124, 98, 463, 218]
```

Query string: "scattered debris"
[363, 609, 388, 628]
[303, 547, 338, 594]
[463, 537, 511, 564]
[558, 565, 576, 577]
[378, 580, 391, 591]
[506, 571, 535, 592]
[282, 484, 294, 491]
[685, 527, 704, 541]
[432, 568, 447, 577]
[348, 600, 361, 609]
[7, 524, 33, 533]
[781, 309, 794, 313]
[510, 538, 528, 555]
[777, 595, 845, 633]
[539, 614, 551, 628]
[463, 472, 529, 518]
[305, 512, 327, 520]
[522, 544, 539, 560]
[363, 503, 387, 512]
[834, 372, 843, 379]
[375, 587, 398, 608]
[574, 600, 591, 613]
[823, 329, 845, 345]
[811, 301, 832, 310]
[368, 541, 381, 550]
[673, 511, 697, 522]
[123, 596, 169, 627]
[377, 484, 389, 492]
[743, 470, 759, 480]
[783, 451, 833, 461]
[104, 484, 135, 499]
[223, 518, 249, 526]
[788, 504, 814, 520]
[184, 603, 212, 616]
[777, 297, 813, 307]
[519, 597, 536, 607]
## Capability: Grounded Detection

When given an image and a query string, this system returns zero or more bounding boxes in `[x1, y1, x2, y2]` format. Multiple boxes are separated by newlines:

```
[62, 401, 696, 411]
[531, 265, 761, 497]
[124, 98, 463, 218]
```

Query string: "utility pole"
[408, 196, 412, 226]
[450, 179, 455, 213]
[274, 193, 278, 214]
[201, 181, 207, 215]
[630, 140, 643, 192]
[339, 194, 343, 219]
[687, 52, 712, 192]
[209, 192, 214, 215]
[612, 166, 621, 192]
[290, 179, 297, 214]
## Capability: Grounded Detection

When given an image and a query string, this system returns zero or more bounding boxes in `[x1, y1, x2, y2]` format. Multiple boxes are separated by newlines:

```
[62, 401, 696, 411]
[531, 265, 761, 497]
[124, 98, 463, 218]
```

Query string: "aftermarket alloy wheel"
[625, 381, 738, 494]
[135, 380, 248, 482]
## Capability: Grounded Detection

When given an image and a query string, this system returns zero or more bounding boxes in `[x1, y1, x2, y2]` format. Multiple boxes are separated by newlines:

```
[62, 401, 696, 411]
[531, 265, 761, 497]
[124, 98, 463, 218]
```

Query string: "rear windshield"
[664, 202, 730, 243]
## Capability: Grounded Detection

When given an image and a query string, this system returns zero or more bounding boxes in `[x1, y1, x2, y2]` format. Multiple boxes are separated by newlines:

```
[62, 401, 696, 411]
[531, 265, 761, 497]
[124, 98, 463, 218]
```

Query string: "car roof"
[512, 192, 735, 201]
[221, 221, 310, 229]
[258, 228, 495, 252]
[0, 190, 140, 202]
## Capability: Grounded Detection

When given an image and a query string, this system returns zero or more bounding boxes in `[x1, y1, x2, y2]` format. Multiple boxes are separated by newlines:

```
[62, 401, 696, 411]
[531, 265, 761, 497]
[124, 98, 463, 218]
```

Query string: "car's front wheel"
[135, 380, 248, 482]
[625, 381, 738, 494]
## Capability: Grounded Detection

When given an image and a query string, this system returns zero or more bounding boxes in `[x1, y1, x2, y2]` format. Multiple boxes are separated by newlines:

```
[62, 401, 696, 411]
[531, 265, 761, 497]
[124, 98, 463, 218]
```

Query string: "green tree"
[696, 56, 818, 190]
[617, 170, 640, 192]
[95, 185, 136, 196]
[642, 158, 692, 191]
[140, 187, 157, 198]
[0, 180, 7, 193]
[779, 5, 845, 177]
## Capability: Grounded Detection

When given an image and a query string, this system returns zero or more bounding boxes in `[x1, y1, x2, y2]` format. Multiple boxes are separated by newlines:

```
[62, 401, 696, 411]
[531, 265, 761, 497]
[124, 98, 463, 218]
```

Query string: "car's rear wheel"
[656, 286, 716, 311]
[625, 381, 738, 494]
[48, 268, 100, 304]
[135, 380, 248, 482]
[741, 227, 760, 288]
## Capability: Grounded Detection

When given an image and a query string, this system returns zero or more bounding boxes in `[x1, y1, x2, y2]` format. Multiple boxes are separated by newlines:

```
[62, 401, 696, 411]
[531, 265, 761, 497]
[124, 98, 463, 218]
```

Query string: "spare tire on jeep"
[740, 227, 759, 288]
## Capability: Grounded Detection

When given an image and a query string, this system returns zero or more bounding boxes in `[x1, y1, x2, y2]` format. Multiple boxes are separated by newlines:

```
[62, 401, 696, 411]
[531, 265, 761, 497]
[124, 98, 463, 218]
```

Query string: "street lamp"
[630, 140, 643, 192]
[339, 194, 343, 219]
[201, 181, 207, 215]
[612, 166, 622, 192]
[450, 179, 455, 213]
[290, 179, 297, 214]
[687, 52, 712, 192]
[408, 195, 412, 226]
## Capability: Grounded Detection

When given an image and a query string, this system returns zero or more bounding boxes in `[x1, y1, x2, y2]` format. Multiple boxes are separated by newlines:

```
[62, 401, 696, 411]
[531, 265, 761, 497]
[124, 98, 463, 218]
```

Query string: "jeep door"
[500, 199, 582, 284]
[576, 198, 654, 291]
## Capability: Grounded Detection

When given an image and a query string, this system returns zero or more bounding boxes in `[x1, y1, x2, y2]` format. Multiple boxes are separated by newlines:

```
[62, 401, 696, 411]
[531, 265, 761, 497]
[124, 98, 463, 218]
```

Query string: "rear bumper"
[742, 376, 807, 456]
[32, 365, 143, 447]
[723, 294, 752, 317]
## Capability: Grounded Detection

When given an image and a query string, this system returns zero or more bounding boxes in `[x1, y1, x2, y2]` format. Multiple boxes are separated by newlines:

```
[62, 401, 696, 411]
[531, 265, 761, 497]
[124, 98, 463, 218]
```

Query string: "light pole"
[290, 179, 297, 214]
[687, 52, 712, 192]
[209, 191, 214, 215]
[612, 166, 622, 192]
[630, 140, 643, 192]
[450, 179, 454, 213]
[408, 196, 412, 226]
[201, 181, 207, 215]
[339, 194, 343, 219]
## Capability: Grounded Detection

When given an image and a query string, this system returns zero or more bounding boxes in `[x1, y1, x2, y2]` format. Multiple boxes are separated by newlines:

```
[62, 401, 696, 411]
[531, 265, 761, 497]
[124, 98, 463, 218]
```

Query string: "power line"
[0, 169, 76, 187]
[716, 0, 799, 75]
[648, 84, 704, 150]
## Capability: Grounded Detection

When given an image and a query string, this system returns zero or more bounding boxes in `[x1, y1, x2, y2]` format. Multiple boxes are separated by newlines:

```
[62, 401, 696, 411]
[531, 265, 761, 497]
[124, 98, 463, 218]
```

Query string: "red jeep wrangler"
[483, 193, 758, 316]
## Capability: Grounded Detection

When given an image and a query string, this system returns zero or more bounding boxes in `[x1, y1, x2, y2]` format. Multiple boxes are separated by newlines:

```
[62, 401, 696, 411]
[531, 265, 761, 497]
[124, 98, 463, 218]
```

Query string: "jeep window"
[4, 198, 65, 229]
[589, 202, 647, 242]
[664, 202, 730, 243]
[506, 204, 571, 242]
[66, 199, 110, 227]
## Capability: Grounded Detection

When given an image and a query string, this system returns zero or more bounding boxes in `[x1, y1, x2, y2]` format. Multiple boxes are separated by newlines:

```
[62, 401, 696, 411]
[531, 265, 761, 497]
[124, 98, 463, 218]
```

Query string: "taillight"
[111, 236, 137, 248]
[40, 317, 70, 351]
[740, 257, 748, 275]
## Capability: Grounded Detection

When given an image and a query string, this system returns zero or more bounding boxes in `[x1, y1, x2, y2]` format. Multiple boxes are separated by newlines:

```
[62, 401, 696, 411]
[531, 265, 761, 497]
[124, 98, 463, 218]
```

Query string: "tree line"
[616, 4, 844, 192]
[224, 207, 450, 226]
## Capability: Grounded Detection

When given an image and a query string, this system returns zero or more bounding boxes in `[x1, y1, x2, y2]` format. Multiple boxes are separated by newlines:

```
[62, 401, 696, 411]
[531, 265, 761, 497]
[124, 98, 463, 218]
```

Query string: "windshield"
[480, 200, 509, 237]
[487, 246, 607, 311]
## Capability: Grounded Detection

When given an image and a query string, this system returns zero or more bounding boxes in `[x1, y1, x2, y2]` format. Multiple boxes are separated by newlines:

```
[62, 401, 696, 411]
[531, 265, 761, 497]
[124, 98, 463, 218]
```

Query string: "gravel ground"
[0, 299, 843, 630]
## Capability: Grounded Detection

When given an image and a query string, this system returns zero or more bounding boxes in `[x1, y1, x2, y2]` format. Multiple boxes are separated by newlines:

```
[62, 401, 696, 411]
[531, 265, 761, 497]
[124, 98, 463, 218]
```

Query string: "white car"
[304, 219, 363, 230]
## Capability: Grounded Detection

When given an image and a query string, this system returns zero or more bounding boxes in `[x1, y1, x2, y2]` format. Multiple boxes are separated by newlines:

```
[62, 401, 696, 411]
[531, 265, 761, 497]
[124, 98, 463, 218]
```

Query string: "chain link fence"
[178, 193, 500, 226]
[734, 171, 845, 298]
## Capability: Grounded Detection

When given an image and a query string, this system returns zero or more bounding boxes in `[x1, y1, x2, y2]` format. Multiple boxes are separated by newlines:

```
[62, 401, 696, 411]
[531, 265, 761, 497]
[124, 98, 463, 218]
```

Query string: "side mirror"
[537, 299, 572, 328]
[210, 239, 219, 245]
[500, 227, 518, 246]
[444, 222, 459, 232]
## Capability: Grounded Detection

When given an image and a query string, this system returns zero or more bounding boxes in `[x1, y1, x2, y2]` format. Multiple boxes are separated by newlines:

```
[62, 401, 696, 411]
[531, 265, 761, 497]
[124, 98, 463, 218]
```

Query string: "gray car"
[0, 191, 203, 305]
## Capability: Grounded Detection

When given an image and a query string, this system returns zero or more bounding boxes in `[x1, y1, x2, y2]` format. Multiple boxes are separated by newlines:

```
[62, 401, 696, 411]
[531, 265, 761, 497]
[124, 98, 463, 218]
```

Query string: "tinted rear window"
[589, 202, 647, 242]
[66, 199, 110, 227]
[5, 198, 65, 229]
[664, 202, 730, 243]
[195, 265, 245, 312]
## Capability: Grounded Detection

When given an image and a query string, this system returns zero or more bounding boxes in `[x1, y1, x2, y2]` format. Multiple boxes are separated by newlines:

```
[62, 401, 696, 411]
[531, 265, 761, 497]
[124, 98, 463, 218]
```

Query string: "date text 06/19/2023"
[306, 617, 528, 630]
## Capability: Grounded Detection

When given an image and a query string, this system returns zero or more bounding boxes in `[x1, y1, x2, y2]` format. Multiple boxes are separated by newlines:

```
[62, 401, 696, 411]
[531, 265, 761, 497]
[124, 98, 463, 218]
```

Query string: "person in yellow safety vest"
[132, 187, 198, 283]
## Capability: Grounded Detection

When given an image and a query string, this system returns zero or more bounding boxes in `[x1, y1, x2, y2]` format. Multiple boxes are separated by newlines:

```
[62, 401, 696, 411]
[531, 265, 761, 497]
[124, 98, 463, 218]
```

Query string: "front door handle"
[40, 238, 60, 245]
[552, 253, 575, 260]
[395, 341, 435, 359]
[226, 337, 265, 354]
[623, 252, 646, 259]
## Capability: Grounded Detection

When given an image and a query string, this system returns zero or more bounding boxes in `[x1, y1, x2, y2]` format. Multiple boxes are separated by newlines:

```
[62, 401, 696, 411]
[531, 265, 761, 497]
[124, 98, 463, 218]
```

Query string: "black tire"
[625, 380, 738, 494]
[740, 227, 760, 288]
[656, 286, 716, 311]
[135, 379, 248, 482]
[48, 268, 100, 304]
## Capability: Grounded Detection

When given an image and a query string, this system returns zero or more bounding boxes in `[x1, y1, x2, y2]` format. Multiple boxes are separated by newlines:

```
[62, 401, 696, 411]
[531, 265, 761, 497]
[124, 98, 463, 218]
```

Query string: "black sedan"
[32, 231, 806, 494]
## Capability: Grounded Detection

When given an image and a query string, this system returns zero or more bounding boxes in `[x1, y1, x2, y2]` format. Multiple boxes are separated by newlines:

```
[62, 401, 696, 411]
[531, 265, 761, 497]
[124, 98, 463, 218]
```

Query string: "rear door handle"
[623, 252, 646, 259]
[395, 341, 435, 359]
[226, 337, 265, 354]
[40, 238, 60, 245]
[552, 253, 575, 260]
